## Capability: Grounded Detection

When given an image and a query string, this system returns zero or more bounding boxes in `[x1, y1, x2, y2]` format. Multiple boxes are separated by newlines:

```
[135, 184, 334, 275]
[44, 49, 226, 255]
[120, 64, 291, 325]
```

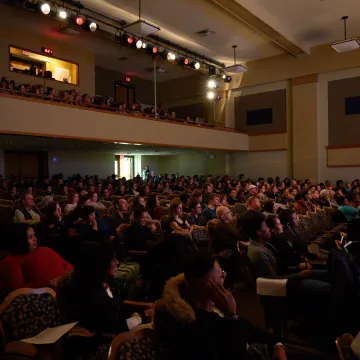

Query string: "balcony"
[0, 92, 248, 151]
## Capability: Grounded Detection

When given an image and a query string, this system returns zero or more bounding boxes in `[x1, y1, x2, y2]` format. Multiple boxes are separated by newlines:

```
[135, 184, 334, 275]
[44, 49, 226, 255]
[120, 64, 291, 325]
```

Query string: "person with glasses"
[158, 251, 287, 360]
[186, 199, 206, 226]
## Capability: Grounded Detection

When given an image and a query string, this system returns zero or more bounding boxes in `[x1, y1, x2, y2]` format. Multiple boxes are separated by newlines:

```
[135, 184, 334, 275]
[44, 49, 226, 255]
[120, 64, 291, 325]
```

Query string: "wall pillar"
[292, 74, 320, 183]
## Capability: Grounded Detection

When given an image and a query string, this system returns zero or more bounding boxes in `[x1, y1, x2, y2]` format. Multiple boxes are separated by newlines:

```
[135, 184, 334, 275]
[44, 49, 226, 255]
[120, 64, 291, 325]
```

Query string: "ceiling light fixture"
[330, 16, 360, 52]
[59, 9, 68, 19]
[41, 3, 51, 15]
[136, 39, 143, 49]
[207, 91, 215, 100]
[208, 80, 216, 89]
[89, 22, 98, 32]
[127, 36, 133, 44]
[224, 45, 248, 73]
[75, 16, 84, 26]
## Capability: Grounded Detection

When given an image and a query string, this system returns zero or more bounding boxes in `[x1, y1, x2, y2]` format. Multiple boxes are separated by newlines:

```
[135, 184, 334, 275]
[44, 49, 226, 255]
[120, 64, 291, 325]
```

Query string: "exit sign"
[41, 47, 53, 55]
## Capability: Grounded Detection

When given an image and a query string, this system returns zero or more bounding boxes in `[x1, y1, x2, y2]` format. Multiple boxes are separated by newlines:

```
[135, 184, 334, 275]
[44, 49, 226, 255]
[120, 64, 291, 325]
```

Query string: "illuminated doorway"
[115, 155, 134, 180]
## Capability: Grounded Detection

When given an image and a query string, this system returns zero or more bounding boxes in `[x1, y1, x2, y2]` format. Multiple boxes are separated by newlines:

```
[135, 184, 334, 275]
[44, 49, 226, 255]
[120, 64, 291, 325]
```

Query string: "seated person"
[186, 199, 206, 226]
[116, 184, 126, 196]
[88, 191, 106, 211]
[262, 200, 278, 217]
[338, 195, 359, 222]
[167, 199, 191, 236]
[226, 188, 238, 206]
[213, 206, 246, 253]
[75, 206, 107, 242]
[179, 192, 191, 213]
[43, 201, 65, 233]
[191, 190, 205, 209]
[145, 195, 163, 221]
[128, 183, 139, 196]
[64, 192, 80, 216]
[58, 242, 148, 335]
[100, 188, 112, 201]
[159, 251, 286, 360]
[242, 211, 330, 296]
[266, 215, 308, 275]
[124, 209, 159, 251]
[246, 196, 261, 212]
[130, 197, 151, 221]
[4, 185, 19, 201]
[0, 224, 73, 298]
[294, 193, 312, 215]
[13, 193, 41, 225]
[201, 194, 219, 223]
[108, 198, 130, 229]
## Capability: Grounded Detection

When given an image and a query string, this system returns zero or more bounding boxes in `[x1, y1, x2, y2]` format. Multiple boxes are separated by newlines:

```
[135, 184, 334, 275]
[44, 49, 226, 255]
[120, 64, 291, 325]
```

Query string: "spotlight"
[75, 16, 84, 26]
[142, 42, 147, 49]
[136, 40, 143, 49]
[127, 36, 133, 44]
[152, 46, 158, 54]
[59, 9, 67, 19]
[89, 22, 98, 32]
[167, 52, 176, 61]
[208, 80, 216, 89]
[178, 57, 189, 66]
[195, 62, 200, 70]
[222, 74, 226, 79]
[41, 3, 51, 15]
[207, 91, 215, 100]
[224, 75, 232, 83]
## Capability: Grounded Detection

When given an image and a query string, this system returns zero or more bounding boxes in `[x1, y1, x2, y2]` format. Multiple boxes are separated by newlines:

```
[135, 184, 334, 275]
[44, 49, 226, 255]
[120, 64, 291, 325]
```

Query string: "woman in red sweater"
[0, 224, 73, 298]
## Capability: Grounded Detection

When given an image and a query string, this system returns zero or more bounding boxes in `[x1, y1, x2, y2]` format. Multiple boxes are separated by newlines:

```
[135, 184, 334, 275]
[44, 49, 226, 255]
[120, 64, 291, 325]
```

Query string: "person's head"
[204, 183, 212, 194]
[291, 188, 297, 196]
[312, 190, 320, 200]
[76, 242, 119, 284]
[216, 182, 223, 190]
[89, 192, 98, 203]
[207, 193, 220, 207]
[266, 215, 283, 235]
[132, 183, 137, 191]
[23, 193, 34, 209]
[216, 205, 233, 224]
[115, 198, 128, 212]
[246, 196, 261, 211]
[337, 196, 350, 206]
[47, 201, 61, 218]
[119, 184, 125, 193]
[13, 224, 37, 254]
[304, 190, 312, 201]
[180, 192, 191, 207]
[27, 186, 33, 194]
[96, 183, 102, 192]
[83, 206, 96, 222]
[191, 190, 203, 203]
[263, 200, 277, 214]
[259, 185, 265, 194]
[133, 209, 149, 226]
[279, 209, 298, 229]
[229, 188, 237, 199]
[219, 194, 227, 206]
[169, 199, 183, 217]
[146, 195, 159, 211]
[103, 188, 110, 198]
[143, 185, 150, 194]
[46, 185, 52, 193]
[183, 251, 225, 291]
[71, 192, 80, 204]
[241, 212, 270, 242]
[190, 199, 202, 215]
[10, 186, 17, 195]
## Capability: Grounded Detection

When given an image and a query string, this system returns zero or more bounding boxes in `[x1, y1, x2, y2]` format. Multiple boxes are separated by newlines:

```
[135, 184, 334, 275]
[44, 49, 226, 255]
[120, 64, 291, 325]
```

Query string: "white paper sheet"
[351, 332, 360, 359]
[256, 278, 287, 297]
[21, 322, 78, 345]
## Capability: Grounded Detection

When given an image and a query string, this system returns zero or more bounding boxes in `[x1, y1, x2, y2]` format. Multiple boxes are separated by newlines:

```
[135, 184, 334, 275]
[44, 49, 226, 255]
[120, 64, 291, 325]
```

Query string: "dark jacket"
[186, 213, 206, 227]
[212, 221, 246, 253]
[201, 207, 216, 223]
[158, 274, 279, 360]
[124, 223, 158, 251]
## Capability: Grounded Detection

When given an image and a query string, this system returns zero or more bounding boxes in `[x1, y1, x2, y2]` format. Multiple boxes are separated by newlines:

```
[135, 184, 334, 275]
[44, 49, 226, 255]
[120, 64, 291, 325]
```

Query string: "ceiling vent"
[195, 28, 216, 37]
[59, 26, 80, 36]
[146, 66, 168, 73]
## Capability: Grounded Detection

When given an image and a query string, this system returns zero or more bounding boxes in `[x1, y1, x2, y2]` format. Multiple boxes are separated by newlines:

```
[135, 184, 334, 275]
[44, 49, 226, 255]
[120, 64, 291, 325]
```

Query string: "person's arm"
[13, 209, 40, 225]
[169, 221, 190, 234]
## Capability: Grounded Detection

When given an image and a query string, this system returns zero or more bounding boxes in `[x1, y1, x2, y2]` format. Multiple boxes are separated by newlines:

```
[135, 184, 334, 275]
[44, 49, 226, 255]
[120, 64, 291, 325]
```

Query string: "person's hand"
[49, 276, 63, 288]
[299, 262, 307, 270]
[207, 279, 236, 316]
[306, 262, 312, 270]
[299, 269, 312, 278]
[148, 223, 157, 232]
[272, 345, 287, 360]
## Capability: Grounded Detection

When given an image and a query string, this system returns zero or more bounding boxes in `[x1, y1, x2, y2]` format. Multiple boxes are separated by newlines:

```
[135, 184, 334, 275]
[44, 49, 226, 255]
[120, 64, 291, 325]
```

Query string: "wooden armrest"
[123, 300, 153, 309]
[4, 341, 37, 357]
[128, 250, 148, 256]
[67, 326, 95, 338]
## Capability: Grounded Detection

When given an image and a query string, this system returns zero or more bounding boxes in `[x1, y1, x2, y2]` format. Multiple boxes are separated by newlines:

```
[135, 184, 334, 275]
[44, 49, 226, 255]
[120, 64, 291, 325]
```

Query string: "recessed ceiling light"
[134, 144, 143, 146]
[120, 142, 130, 145]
